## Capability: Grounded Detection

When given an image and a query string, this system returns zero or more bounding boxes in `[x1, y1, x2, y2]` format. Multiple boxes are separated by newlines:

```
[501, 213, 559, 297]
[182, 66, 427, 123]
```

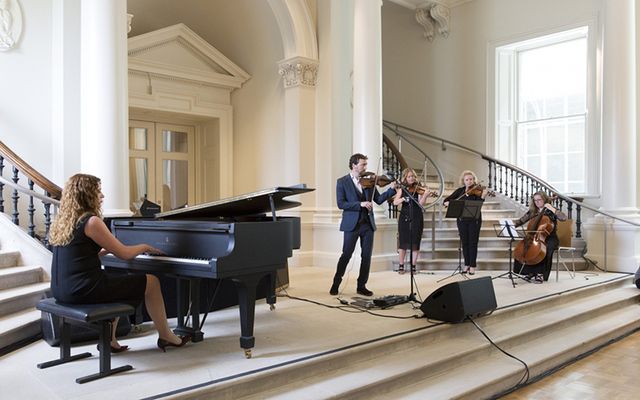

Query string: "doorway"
[128, 120, 195, 212]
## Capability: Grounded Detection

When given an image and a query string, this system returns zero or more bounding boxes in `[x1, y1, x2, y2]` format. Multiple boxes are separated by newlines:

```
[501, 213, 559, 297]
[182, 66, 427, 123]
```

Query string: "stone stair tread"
[0, 265, 43, 276]
[0, 308, 41, 334]
[379, 305, 640, 400]
[238, 292, 640, 400]
[0, 282, 49, 302]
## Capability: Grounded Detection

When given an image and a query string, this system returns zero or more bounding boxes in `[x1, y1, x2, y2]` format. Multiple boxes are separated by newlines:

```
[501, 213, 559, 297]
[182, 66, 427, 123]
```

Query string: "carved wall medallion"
[278, 56, 319, 88]
[0, 0, 22, 52]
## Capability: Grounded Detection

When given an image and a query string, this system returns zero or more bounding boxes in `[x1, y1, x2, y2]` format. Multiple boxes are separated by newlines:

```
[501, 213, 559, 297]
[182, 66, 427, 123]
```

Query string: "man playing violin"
[330, 153, 396, 296]
[443, 170, 489, 275]
[513, 191, 567, 283]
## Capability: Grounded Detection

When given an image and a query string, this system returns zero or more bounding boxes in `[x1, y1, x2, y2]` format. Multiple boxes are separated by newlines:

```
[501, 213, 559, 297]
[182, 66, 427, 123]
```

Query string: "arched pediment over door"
[128, 23, 250, 202]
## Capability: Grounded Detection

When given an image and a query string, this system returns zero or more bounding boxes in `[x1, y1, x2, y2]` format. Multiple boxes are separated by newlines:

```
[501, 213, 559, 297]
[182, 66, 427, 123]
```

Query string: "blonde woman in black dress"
[443, 170, 488, 275]
[393, 168, 429, 274]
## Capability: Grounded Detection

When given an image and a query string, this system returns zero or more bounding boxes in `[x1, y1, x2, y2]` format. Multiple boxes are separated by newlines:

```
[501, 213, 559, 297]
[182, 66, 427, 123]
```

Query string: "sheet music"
[498, 218, 520, 238]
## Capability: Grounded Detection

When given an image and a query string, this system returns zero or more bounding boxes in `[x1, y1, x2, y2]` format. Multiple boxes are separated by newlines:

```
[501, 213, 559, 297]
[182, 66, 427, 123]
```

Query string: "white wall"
[382, 0, 603, 179]
[0, 0, 54, 178]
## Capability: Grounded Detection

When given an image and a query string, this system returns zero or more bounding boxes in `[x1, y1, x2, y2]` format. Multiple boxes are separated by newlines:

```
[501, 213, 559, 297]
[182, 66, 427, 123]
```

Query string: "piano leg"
[232, 272, 272, 359]
[174, 277, 204, 342]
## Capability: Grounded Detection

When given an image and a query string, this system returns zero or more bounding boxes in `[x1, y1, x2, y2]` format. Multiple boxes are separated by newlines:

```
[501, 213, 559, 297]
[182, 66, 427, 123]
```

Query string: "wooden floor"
[502, 329, 640, 400]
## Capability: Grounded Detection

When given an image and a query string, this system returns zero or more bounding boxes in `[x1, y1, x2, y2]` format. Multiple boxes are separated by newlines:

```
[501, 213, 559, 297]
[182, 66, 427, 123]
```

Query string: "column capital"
[278, 56, 319, 88]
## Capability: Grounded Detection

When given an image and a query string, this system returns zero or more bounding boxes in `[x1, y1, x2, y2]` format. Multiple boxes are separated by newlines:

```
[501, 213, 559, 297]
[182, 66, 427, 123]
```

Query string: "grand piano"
[101, 185, 314, 358]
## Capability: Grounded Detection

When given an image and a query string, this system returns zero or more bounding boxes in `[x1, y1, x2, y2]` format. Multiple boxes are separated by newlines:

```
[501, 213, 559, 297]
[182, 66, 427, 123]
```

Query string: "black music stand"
[492, 220, 526, 288]
[438, 199, 483, 282]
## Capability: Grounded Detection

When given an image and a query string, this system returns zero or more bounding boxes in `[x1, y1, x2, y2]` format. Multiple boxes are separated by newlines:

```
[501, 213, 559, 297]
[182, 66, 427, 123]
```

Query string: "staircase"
[0, 213, 50, 353]
[184, 275, 640, 399]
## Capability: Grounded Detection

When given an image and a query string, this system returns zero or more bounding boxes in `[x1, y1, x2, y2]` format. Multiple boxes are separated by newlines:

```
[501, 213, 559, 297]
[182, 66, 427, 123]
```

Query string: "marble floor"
[0, 266, 630, 400]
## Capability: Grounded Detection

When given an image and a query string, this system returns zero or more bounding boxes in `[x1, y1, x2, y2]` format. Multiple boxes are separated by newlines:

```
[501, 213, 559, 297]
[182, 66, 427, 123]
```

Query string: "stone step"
[0, 282, 49, 318]
[0, 308, 41, 350]
[229, 277, 637, 400]
[0, 265, 43, 291]
[0, 250, 20, 268]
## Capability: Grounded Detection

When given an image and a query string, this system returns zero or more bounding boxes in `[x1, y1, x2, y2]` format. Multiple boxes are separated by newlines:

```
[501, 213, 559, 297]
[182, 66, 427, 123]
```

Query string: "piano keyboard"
[103, 253, 210, 265]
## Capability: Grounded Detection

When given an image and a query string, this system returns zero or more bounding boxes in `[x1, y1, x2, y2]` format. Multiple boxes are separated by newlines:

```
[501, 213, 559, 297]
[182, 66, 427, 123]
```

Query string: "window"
[495, 26, 593, 194]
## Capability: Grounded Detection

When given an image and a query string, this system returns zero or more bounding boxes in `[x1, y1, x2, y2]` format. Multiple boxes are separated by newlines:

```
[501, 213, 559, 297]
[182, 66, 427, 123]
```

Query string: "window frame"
[487, 21, 601, 197]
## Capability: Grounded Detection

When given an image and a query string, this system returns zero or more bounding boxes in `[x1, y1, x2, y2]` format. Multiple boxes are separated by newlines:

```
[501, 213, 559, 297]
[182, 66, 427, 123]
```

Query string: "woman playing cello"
[443, 170, 489, 275]
[513, 191, 567, 283]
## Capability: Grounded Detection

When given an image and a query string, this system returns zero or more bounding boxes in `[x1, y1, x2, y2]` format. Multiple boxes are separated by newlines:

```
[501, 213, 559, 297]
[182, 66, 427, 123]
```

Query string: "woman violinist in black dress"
[513, 191, 567, 283]
[49, 174, 190, 352]
[393, 168, 429, 274]
[443, 170, 488, 275]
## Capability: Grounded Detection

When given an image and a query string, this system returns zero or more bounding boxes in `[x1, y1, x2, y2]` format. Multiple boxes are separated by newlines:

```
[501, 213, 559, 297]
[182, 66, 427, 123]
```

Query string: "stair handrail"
[0, 175, 60, 207]
[382, 120, 640, 229]
[0, 140, 61, 199]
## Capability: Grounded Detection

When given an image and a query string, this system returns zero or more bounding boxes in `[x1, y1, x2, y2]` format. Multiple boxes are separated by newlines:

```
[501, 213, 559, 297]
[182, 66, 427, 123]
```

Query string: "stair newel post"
[11, 166, 19, 225]
[43, 191, 52, 249]
[27, 179, 35, 237]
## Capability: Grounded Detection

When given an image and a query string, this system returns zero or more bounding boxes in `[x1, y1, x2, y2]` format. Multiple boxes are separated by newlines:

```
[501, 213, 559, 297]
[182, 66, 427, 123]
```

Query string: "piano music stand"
[438, 199, 483, 283]
[492, 221, 526, 288]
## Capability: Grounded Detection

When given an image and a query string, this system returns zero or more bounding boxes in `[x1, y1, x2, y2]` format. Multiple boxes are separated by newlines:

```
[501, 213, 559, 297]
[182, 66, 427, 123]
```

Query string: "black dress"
[51, 214, 146, 308]
[398, 191, 424, 251]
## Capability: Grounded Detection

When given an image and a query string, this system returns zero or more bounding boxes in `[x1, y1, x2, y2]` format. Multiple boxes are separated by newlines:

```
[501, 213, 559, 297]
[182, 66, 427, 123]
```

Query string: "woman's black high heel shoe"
[157, 335, 191, 352]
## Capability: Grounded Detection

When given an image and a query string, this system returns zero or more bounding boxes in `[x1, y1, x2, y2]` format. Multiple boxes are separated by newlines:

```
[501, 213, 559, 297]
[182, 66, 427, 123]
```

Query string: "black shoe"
[357, 287, 373, 296]
[329, 283, 339, 295]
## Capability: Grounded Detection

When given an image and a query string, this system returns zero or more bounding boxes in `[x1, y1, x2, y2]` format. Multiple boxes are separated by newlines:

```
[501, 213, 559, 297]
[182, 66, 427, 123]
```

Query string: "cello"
[513, 208, 554, 265]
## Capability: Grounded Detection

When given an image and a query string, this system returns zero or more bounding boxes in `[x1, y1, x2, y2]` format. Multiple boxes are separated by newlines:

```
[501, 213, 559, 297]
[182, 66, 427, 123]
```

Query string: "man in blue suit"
[330, 153, 396, 296]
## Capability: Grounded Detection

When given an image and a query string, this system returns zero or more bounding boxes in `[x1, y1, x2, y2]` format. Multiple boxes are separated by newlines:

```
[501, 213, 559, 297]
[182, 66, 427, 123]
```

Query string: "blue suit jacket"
[336, 174, 395, 232]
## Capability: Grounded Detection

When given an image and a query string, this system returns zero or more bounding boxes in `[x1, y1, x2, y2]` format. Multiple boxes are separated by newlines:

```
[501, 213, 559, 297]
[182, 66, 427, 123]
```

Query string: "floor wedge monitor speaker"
[420, 276, 497, 323]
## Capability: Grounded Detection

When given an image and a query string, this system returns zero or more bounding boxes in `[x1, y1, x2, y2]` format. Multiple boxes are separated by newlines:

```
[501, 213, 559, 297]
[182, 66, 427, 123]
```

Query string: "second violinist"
[393, 168, 430, 274]
[443, 170, 489, 275]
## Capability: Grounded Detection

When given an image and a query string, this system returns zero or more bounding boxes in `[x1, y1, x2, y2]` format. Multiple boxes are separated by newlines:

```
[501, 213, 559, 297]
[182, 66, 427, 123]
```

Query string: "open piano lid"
[155, 184, 315, 219]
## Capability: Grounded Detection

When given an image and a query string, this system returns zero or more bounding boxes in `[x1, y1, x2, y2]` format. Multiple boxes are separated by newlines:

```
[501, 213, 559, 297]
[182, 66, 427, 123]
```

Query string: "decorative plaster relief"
[414, 1, 450, 42]
[278, 56, 319, 88]
[0, 0, 22, 52]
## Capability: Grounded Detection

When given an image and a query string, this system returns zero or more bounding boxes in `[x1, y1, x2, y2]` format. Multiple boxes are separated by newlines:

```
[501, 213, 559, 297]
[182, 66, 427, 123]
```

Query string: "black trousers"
[334, 221, 375, 288]
[457, 218, 481, 267]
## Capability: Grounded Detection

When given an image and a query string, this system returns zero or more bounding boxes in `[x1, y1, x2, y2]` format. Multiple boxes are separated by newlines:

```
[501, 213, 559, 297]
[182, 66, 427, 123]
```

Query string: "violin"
[359, 171, 395, 188]
[461, 183, 496, 198]
[405, 182, 438, 197]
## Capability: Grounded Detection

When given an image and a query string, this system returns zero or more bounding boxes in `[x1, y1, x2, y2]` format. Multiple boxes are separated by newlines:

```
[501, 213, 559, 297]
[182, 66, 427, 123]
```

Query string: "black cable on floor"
[468, 316, 530, 390]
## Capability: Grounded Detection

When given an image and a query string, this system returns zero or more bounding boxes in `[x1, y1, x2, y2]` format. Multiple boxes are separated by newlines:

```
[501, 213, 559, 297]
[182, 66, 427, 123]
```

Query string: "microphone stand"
[398, 183, 426, 304]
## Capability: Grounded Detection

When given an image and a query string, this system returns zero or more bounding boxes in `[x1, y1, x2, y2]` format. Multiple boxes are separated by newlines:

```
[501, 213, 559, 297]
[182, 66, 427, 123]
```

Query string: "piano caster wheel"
[244, 349, 252, 359]
[269, 304, 275, 311]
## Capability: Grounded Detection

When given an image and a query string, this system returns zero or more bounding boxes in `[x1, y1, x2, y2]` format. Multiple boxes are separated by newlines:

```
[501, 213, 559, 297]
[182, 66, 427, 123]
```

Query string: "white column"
[352, 0, 383, 166]
[584, 0, 640, 272]
[80, 0, 130, 216]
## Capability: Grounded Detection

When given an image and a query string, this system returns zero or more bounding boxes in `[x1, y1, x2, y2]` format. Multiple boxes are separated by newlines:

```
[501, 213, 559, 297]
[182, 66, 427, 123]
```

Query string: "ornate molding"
[0, 0, 22, 52]
[278, 56, 318, 88]
[127, 13, 133, 34]
[414, 1, 450, 42]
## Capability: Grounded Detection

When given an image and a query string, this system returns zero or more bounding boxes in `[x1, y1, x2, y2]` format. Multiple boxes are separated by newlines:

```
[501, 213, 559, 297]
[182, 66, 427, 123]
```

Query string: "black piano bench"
[36, 298, 135, 384]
